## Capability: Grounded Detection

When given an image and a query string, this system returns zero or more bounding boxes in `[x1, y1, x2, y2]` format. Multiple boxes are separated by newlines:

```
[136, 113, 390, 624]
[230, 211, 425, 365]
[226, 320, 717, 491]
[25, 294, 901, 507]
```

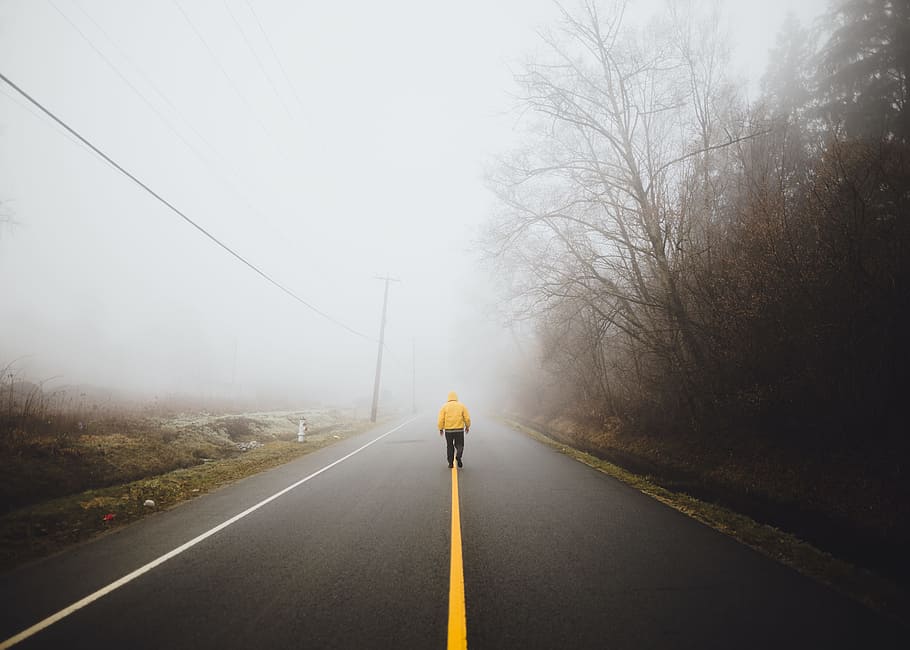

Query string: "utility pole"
[231, 338, 237, 397]
[370, 275, 399, 422]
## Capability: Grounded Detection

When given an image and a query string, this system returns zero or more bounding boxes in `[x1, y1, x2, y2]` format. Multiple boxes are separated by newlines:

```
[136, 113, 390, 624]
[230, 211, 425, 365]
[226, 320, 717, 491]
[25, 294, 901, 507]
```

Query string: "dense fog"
[0, 0, 827, 414]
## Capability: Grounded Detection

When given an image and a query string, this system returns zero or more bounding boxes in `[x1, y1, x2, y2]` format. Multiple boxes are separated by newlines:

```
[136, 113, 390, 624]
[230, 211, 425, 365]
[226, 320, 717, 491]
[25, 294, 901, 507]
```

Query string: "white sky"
[0, 0, 828, 412]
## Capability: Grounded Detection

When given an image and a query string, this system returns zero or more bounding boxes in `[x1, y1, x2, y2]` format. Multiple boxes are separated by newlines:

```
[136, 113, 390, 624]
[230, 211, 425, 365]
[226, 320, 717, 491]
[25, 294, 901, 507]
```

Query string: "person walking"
[438, 390, 471, 468]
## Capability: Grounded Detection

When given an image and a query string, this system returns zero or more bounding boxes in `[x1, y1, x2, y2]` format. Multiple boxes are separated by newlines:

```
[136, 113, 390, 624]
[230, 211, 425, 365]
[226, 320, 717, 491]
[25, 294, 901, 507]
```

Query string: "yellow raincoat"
[438, 391, 471, 431]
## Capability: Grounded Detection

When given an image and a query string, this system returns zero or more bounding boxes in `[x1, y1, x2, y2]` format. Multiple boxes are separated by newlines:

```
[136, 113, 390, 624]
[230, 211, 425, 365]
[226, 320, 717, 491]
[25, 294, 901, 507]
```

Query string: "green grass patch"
[503, 418, 910, 627]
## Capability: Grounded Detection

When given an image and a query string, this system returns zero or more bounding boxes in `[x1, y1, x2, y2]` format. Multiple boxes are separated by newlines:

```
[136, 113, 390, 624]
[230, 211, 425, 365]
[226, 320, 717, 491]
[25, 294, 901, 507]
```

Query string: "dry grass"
[520, 414, 909, 570]
[0, 407, 379, 572]
[504, 417, 910, 628]
[0, 400, 363, 509]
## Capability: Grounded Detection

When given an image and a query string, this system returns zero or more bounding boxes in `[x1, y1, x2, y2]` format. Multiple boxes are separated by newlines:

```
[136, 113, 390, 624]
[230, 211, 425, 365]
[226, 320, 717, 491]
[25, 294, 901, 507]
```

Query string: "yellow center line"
[448, 466, 468, 649]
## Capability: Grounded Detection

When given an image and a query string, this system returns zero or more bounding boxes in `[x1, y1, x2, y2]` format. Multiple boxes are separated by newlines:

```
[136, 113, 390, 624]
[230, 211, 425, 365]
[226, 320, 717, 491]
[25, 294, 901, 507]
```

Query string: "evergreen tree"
[761, 12, 815, 121]
[815, 0, 910, 142]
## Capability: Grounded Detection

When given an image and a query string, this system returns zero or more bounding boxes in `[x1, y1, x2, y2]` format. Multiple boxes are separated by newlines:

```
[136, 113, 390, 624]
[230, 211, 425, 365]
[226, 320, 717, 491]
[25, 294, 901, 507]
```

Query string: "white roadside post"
[297, 418, 307, 442]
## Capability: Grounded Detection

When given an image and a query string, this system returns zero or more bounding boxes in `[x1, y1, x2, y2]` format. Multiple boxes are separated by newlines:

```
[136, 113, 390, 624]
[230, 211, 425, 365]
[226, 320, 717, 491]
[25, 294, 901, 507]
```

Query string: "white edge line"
[0, 416, 419, 649]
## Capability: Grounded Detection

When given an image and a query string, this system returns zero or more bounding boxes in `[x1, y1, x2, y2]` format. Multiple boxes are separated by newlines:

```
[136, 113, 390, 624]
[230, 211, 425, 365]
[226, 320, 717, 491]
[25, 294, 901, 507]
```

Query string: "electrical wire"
[222, 0, 293, 120]
[243, 0, 306, 114]
[0, 86, 84, 151]
[0, 70, 373, 342]
[171, 0, 305, 186]
[71, 0, 245, 186]
[65, 0, 292, 249]
[49, 1, 249, 204]
[171, 0, 275, 142]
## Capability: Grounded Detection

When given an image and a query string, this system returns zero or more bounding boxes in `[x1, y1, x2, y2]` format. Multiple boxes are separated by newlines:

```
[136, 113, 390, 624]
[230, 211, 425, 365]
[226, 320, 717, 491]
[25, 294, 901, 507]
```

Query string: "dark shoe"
[448, 463, 454, 468]
[457, 459, 463, 468]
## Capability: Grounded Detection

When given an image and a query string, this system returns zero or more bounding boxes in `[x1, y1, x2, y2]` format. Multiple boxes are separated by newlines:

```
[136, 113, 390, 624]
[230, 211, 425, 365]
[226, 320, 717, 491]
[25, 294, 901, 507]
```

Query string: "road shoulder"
[502, 417, 909, 628]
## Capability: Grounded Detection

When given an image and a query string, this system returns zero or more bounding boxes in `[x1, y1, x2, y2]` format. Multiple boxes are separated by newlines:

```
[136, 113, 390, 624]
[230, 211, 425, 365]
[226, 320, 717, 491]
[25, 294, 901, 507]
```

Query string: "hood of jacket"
[447, 391, 458, 401]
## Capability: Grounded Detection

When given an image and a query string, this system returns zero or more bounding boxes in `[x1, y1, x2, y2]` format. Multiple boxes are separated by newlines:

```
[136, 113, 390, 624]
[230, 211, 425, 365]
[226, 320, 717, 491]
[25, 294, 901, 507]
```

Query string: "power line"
[63, 0, 293, 250]
[170, 0, 275, 142]
[0, 70, 373, 342]
[222, 0, 293, 120]
[171, 0, 303, 182]
[243, 0, 306, 114]
[70, 1, 244, 181]
[0, 87, 85, 151]
[50, 1, 251, 208]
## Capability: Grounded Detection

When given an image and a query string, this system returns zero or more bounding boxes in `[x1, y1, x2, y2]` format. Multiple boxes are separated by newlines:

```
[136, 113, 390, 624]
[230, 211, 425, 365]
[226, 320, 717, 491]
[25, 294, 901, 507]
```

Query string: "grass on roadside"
[0, 418, 380, 573]
[503, 418, 910, 627]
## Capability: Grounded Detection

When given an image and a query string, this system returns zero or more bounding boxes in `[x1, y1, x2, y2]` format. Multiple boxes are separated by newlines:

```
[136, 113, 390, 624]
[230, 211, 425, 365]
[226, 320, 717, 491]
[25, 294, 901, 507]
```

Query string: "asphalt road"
[0, 414, 905, 649]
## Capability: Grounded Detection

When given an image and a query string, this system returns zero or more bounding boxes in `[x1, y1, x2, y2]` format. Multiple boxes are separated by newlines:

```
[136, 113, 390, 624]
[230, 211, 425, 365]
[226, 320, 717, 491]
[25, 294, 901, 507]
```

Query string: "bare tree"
[486, 0, 750, 422]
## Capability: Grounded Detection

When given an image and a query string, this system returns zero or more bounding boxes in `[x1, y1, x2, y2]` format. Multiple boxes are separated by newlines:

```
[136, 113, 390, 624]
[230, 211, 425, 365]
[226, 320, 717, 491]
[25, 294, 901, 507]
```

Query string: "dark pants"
[444, 429, 465, 464]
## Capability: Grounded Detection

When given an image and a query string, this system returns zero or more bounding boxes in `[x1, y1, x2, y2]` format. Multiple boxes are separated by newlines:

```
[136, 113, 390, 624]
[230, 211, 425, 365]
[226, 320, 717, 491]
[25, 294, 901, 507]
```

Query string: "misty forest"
[485, 0, 909, 587]
[1, 0, 909, 646]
